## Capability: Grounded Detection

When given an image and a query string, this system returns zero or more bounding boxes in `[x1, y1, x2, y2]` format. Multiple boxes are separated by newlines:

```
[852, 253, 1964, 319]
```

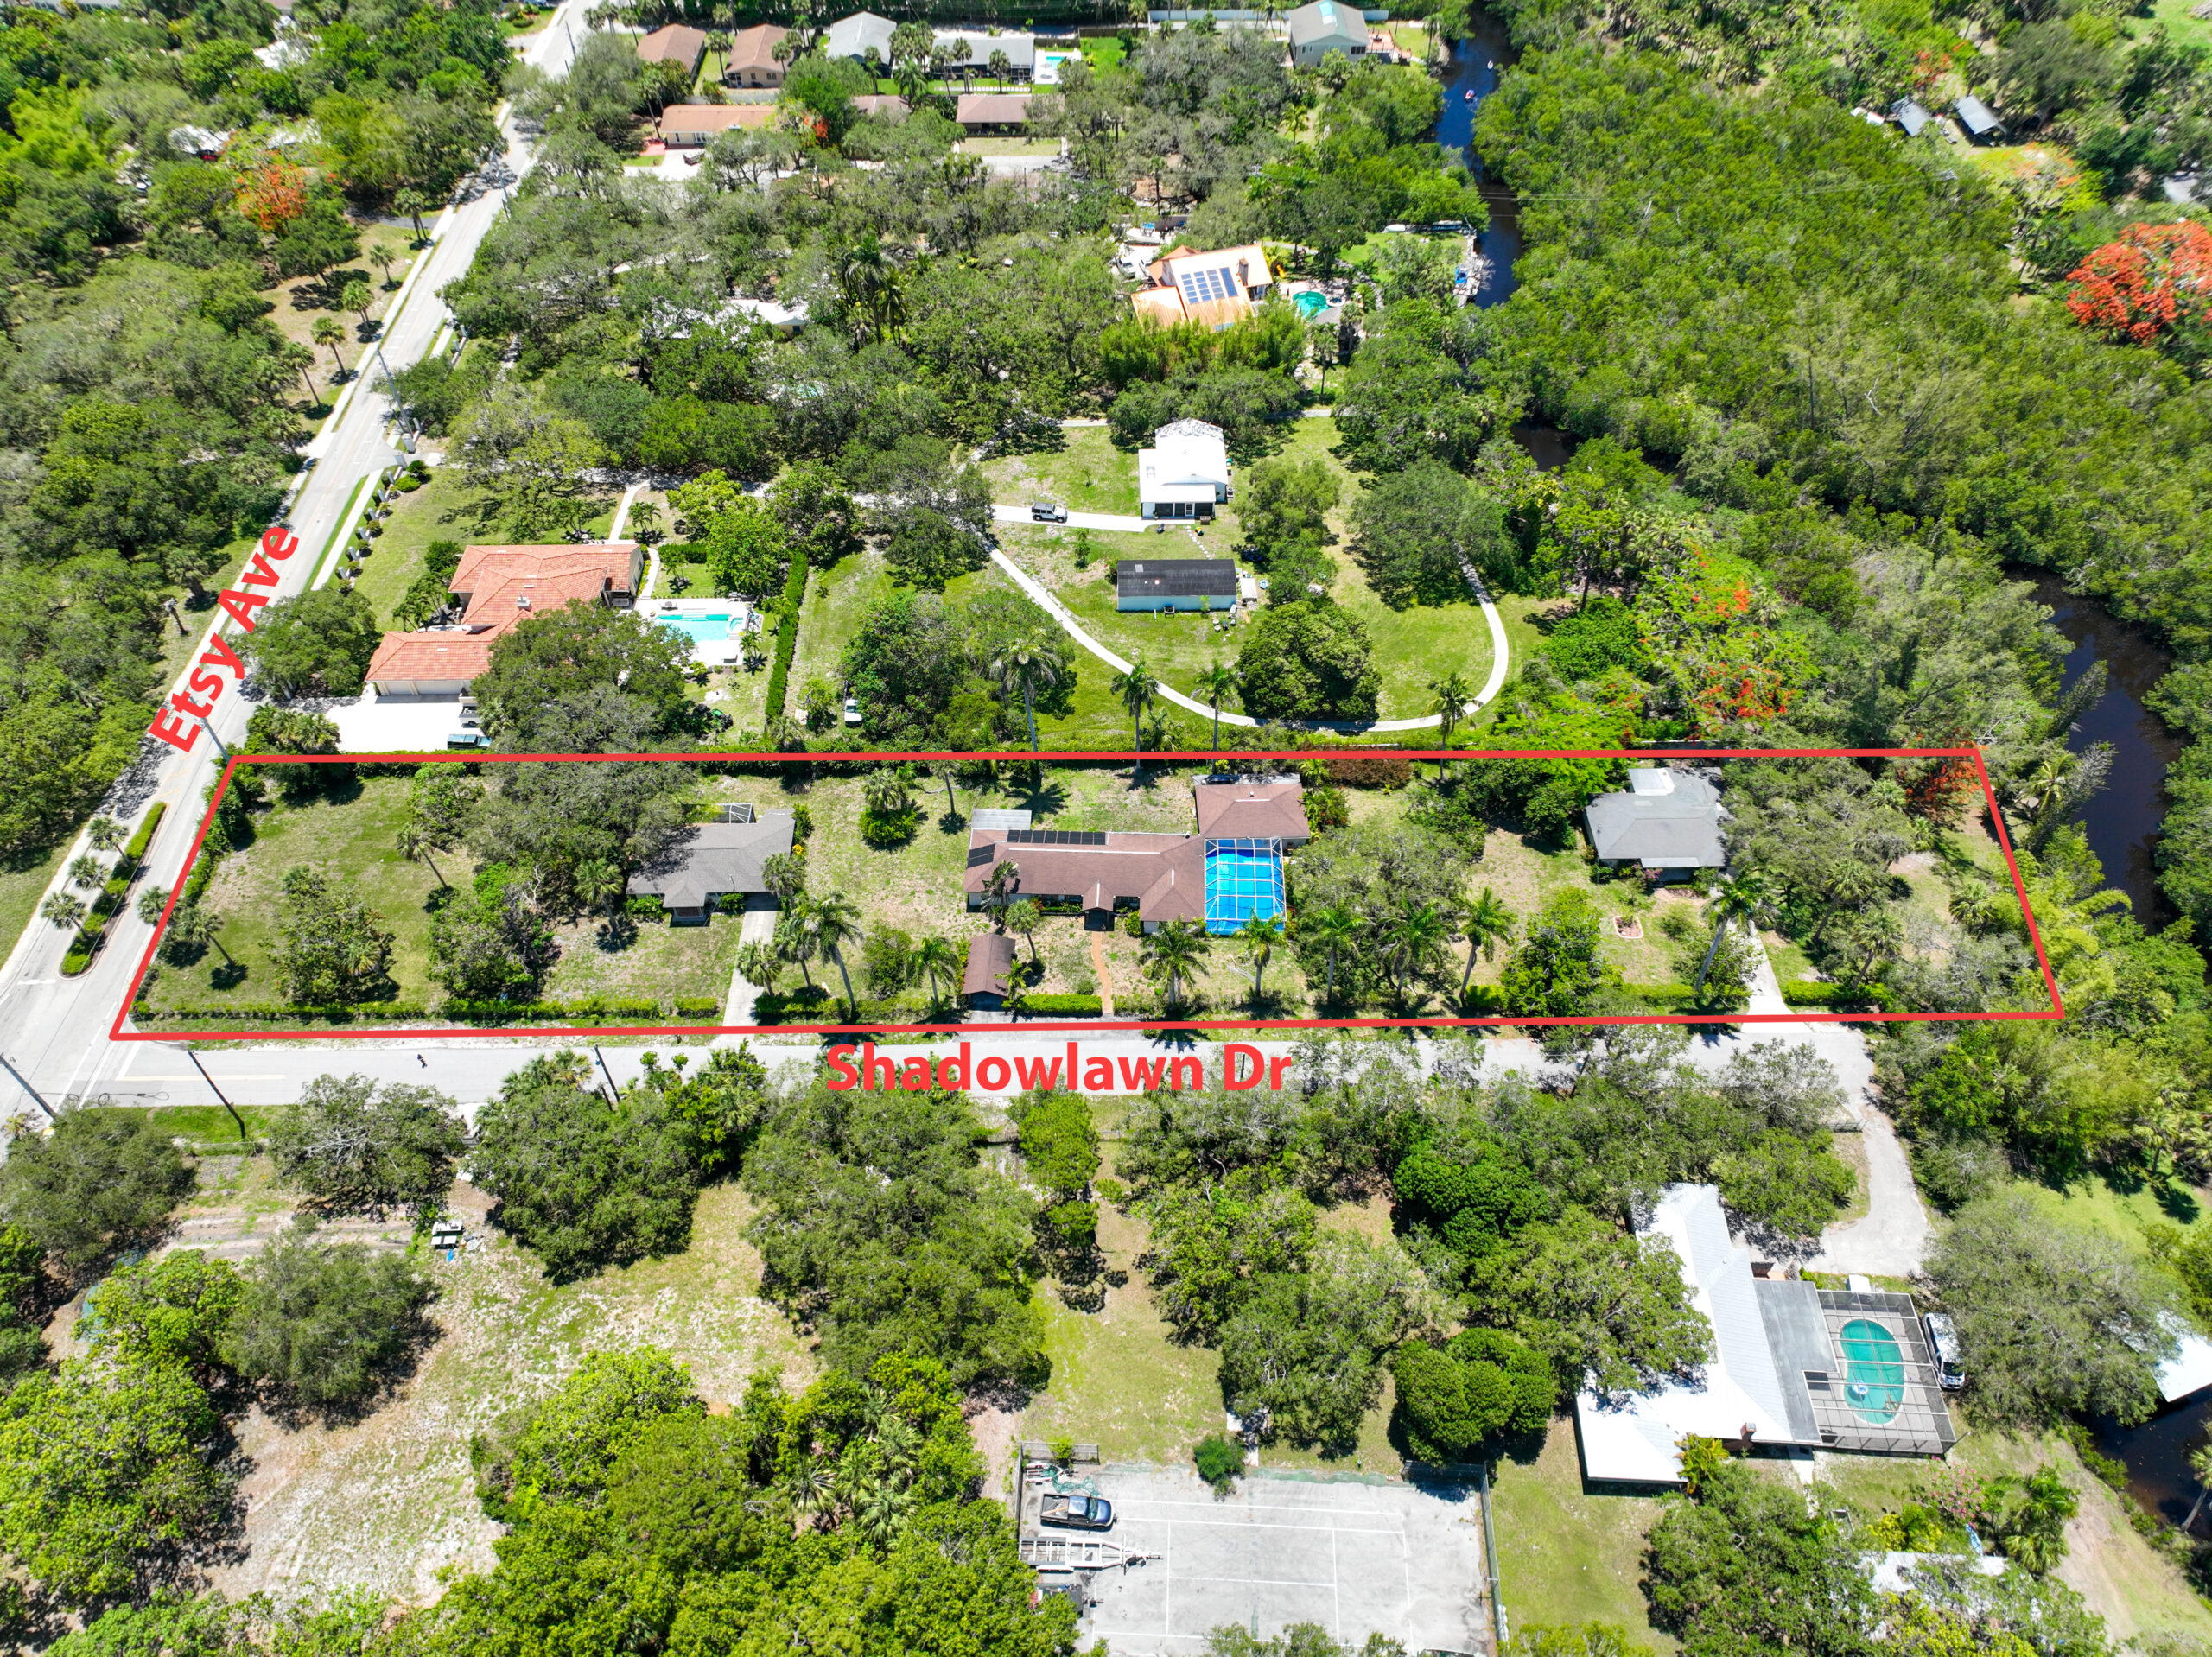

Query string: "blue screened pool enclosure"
[1204, 838, 1285, 933]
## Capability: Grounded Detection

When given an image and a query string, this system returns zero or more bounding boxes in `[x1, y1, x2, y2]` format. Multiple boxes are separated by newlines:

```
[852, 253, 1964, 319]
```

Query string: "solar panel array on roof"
[966, 844, 1001, 868]
[1006, 828, 1109, 847]
[1176, 267, 1236, 307]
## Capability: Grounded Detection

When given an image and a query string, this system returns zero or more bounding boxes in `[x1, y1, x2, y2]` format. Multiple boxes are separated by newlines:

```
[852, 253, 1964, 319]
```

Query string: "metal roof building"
[1115, 558, 1238, 611]
[1584, 766, 1726, 873]
[1890, 96, 1933, 136]
[1286, 0, 1366, 66]
[823, 10, 894, 64]
[1954, 94, 2003, 139]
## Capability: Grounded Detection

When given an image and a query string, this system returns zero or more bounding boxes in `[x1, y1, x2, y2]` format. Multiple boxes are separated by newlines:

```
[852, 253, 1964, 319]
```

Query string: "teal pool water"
[658, 613, 733, 644]
[1293, 290, 1328, 318]
[1840, 1317, 1906, 1423]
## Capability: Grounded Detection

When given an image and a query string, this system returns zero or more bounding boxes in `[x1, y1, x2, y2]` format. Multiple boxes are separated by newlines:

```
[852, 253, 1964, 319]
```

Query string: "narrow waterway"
[2031, 575, 2182, 930]
[1434, 16, 1522, 309]
[2092, 1394, 2212, 1538]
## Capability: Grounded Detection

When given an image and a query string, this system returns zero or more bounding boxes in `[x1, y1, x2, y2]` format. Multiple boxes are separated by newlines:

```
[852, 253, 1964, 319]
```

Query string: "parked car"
[1923, 1311, 1965, 1391]
[842, 696, 861, 727]
[447, 730, 486, 749]
[1040, 1493, 1113, 1530]
[1031, 500, 1068, 523]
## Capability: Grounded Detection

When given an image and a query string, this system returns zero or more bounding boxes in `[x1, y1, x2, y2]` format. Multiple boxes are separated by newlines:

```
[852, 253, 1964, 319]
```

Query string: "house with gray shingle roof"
[1584, 767, 1726, 878]
[626, 815, 796, 923]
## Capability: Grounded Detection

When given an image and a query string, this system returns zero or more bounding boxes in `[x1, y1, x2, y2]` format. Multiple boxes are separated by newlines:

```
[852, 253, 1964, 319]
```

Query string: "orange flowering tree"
[1639, 549, 1812, 735]
[234, 159, 309, 235]
[2065, 221, 2212, 359]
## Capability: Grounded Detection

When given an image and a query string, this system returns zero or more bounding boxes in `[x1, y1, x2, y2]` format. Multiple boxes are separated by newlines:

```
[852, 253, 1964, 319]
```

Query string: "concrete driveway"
[992, 503, 1153, 534]
[1057, 1465, 1489, 1655]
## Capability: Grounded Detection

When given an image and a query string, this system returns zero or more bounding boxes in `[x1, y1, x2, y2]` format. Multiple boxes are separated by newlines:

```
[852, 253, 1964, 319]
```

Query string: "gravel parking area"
[1026, 1464, 1491, 1654]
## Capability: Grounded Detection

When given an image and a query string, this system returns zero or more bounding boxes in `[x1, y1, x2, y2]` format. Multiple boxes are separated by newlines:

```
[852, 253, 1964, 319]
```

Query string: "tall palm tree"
[805, 891, 864, 1017]
[136, 885, 172, 928]
[1236, 914, 1281, 999]
[913, 935, 960, 1006]
[1111, 654, 1160, 769]
[863, 766, 912, 816]
[734, 940, 782, 993]
[41, 892, 86, 932]
[1428, 670, 1473, 748]
[1302, 904, 1361, 1006]
[574, 858, 624, 911]
[982, 859, 1020, 925]
[1385, 899, 1448, 1007]
[1140, 919, 1209, 1007]
[762, 851, 806, 905]
[1006, 898, 1043, 964]
[925, 759, 959, 820]
[395, 820, 452, 889]
[1695, 867, 1773, 993]
[67, 853, 105, 891]
[773, 909, 818, 987]
[313, 314, 347, 379]
[991, 636, 1064, 752]
[1192, 658, 1239, 752]
[86, 816, 124, 854]
[1459, 886, 1515, 996]
[836, 238, 906, 344]
[167, 902, 233, 967]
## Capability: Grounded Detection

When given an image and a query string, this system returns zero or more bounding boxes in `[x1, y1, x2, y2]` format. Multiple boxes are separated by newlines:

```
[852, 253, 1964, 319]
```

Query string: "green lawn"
[353, 470, 477, 631]
[788, 551, 895, 714]
[543, 908, 745, 1007]
[0, 837, 74, 963]
[1491, 1423, 1677, 1650]
[987, 419, 1504, 726]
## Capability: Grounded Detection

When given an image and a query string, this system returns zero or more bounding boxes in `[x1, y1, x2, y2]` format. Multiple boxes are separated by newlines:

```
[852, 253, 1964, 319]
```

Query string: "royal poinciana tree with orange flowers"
[2065, 220, 2212, 359]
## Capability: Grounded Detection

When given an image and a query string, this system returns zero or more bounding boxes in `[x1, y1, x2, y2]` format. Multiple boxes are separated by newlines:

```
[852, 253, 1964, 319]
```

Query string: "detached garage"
[364, 633, 492, 697]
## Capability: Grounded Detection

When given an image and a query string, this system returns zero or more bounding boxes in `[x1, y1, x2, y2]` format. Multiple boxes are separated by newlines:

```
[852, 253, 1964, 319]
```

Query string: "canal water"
[2032, 575, 2183, 930]
[1435, 16, 1522, 309]
[2091, 1394, 2212, 1538]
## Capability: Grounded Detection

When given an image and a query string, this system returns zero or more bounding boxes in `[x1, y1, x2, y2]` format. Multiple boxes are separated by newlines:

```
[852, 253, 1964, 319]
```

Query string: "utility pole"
[0, 1050, 51, 1123]
[592, 1044, 622, 1106]
[185, 1049, 249, 1143]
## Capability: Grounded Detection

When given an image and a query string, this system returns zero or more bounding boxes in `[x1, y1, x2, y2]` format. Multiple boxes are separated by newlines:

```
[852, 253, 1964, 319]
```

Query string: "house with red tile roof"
[365, 543, 640, 698]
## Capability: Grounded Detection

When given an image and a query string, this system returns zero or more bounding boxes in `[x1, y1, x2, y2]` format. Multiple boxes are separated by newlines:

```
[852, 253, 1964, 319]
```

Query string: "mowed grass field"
[981, 420, 1503, 725]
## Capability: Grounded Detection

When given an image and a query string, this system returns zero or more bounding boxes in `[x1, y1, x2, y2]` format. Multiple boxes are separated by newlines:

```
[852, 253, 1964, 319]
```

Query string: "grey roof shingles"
[1583, 770, 1726, 867]
[626, 815, 796, 909]
[1287, 0, 1363, 47]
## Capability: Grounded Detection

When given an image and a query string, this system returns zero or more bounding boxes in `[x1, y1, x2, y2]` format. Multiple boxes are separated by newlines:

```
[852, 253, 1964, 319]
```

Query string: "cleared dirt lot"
[1034, 1465, 1491, 1654]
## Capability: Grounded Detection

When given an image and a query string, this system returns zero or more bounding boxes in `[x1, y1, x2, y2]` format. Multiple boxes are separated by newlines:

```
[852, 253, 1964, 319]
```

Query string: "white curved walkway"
[988, 543, 1511, 734]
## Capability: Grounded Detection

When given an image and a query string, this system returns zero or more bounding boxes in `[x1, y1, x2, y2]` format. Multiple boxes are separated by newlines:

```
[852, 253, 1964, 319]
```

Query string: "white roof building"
[824, 10, 895, 64]
[1574, 1184, 1957, 1484]
[1138, 419, 1231, 520]
[1286, 0, 1366, 67]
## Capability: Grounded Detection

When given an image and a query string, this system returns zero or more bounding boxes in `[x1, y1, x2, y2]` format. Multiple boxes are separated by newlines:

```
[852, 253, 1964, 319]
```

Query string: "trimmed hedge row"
[61, 802, 168, 977]
[760, 552, 809, 727]
[138, 994, 728, 1025]
[1781, 981, 1894, 1010]
[1006, 993, 1103, 1016]
[136, 1002, 431, 1024]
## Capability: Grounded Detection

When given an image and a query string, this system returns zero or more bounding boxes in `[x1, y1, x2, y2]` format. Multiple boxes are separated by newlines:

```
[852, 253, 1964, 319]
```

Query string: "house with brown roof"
[960, 778, 1303, 934]
[659, 103, 779, 146]
[637, 23, 707, 78]
[955, 92, 1032, 133]
[963, 932, 1019, 1008]
[722, 22, 786, 85]
[1129, 242, 1274, 333]
[365, 543, 641, 698]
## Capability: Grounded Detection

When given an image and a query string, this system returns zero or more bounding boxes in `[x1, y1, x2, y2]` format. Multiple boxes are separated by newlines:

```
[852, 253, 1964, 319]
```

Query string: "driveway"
[714, 898, 781, 1034]
[993, 503, 1151, 534]
[1040, 1465, 1489, 1655]
[327, 692, 470, 754]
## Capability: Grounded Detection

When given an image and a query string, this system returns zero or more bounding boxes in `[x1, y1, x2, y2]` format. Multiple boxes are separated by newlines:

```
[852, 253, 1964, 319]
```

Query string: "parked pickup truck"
[1040, 1494, 1113, 1530]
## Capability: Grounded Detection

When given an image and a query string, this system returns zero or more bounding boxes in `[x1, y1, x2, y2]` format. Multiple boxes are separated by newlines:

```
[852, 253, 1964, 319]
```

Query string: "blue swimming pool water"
[1292, 290, 1328, 319]
[1839, 1317, 1906, 1424]
[1205, 839, 1285, 933]
[658, 614, 733, 645]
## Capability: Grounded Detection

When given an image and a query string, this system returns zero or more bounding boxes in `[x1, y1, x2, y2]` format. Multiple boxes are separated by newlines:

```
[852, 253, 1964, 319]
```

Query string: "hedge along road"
[985, 535, 1514, 734]
[0, 0, 595, 1121]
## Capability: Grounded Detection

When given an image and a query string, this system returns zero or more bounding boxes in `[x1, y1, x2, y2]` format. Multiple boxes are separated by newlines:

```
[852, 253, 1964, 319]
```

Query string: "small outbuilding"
[637, 23, 707, 79]
[1116, 559, 1238, 613]
[1286, 0, 1366, 67]
[1137, 418, 1231, 519]
[1889, 96, 1933, 137]
[963, 932, 1019, 1009]
[1584, 766, 1727, 877]
[1953, 94, 2003, 141]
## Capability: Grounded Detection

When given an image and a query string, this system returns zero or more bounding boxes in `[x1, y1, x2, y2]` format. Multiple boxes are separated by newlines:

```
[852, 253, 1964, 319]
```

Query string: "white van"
[1923, 1311, 1965, 1391]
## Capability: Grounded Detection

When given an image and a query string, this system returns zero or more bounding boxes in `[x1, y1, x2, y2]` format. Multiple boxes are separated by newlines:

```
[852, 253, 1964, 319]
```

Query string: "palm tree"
[1236, 914, 1281, 999]
[313, 315, 347, 379]
[166, 902, 233, 966]
[863, 766, 912, 818]
[836, 238, 906, 344]
[574, 858, 624, 911]
[982, 859, 1020, 924]
[1385, 899, 1448, 1007]
[1302, 904, 1361, 1006]
[394, 187, 431, 244]
[1428, 669, 1473, 748]
[41, 892, 86, 931]
[988, 47, 1011, 89]
[67, 854, 105, 892]
[773, 910, 818, 987]
[991, 636, 1064, 752]
[1192, 659, 1239, 752]
[1110, 654, 1160, 768]
[852, 1478, 911, 1549]
[913, 935, 960, 1006]
[1459, 885, 1515, 997]
[1140, 919, 1209, 1007]
[341, 278, 374, 329]
[734, 940, 782, 992]
[805, 891, 864, 1017]
[925, 759, 959, 821]
[136, 885, 172, 927]
[1006, 898, 1043, 964]
[761, 851, 806, 905]
[395, 819, 452, 889]
[790, 1467, 839, 1530]
[86, 816, 124, 854]
[1696, 867, 1773, 993]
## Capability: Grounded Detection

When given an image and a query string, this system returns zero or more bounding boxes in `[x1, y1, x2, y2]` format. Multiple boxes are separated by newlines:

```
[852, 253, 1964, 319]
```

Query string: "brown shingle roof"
[955, 92, 1032, 127]
[637, 23, 706, 68]
[963, 829, 1204, 924]
[724, 22, 786, 72]
[660, 103, 779, 139]
[963, 931, 1018, 997]
[1194, 781, 1308, 841]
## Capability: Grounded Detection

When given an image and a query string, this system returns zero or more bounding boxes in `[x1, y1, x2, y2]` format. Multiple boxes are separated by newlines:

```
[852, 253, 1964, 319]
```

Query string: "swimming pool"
[657, 613, 734, 645]
[1205, 838, 1285, 933]
[1292, 290, 1329, 319]
[1839, 1317, 1906, 1424]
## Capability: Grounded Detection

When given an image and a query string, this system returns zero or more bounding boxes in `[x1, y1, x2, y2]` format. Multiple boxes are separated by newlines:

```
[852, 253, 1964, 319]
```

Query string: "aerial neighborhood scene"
[10, 0, 2212, 1648]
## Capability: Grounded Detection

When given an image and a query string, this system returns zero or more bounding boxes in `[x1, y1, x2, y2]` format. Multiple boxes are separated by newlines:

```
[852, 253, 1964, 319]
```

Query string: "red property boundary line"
[114, 746, 2063, 1044]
